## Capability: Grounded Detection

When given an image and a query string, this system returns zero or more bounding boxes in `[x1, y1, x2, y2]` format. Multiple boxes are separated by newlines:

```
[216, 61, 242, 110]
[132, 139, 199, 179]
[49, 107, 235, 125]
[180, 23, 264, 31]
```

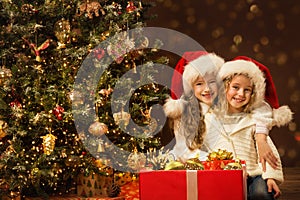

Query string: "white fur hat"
[182, 53, 225, 96]
[218, 59, 266, 111]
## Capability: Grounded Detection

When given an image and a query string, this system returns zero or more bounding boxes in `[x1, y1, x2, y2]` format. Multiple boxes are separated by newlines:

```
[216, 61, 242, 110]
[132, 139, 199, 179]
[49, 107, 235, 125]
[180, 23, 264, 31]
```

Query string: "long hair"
[179, 93, 206, 150]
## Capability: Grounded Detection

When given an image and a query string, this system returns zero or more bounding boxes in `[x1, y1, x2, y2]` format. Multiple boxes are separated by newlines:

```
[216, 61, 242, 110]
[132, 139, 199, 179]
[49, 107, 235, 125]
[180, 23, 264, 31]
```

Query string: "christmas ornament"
[88, 121, 108, 136]
[0, 66, 12, 85]
[126, 1, 136, 13]
[0, 120, 8, 139]
[53, 105, 65, 120]
[41, 133, 57, 155]
[21, 4, 38, 14]
[54, 19, 71, 49]
[78, 0, 105, 19]
[23, 37, 51, 62]
[127, 148, 146, 171]
[113, 110, 131, 127]
[92, 47, 105, 60]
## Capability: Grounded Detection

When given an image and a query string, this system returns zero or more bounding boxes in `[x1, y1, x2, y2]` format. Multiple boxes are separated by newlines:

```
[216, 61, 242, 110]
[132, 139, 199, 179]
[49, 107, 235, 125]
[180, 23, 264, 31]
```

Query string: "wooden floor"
[279, 167, 300, 200]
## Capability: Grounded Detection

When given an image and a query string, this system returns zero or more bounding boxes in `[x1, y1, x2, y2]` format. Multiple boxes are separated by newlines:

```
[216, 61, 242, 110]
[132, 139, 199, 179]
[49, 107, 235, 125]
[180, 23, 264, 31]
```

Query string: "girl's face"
[226, 74, 253, 113]
[193, 73, 218, 106]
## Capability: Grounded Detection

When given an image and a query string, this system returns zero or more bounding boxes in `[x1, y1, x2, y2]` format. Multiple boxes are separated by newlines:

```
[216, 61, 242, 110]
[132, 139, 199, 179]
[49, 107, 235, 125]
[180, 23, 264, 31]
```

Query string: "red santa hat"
[232, 56, 293, 127]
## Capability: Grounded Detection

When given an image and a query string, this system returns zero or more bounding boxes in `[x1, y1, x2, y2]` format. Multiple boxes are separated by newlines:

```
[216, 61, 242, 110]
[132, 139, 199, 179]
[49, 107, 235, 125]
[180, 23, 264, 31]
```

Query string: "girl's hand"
[256, 134, 278, 171]
[267, 179, 281, 199]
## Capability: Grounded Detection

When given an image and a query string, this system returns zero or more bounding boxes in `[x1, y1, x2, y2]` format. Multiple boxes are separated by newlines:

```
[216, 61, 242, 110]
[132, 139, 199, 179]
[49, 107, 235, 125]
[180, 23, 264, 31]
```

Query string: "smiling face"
[225, 74, 253, 113]
[193, 73, 218, 106]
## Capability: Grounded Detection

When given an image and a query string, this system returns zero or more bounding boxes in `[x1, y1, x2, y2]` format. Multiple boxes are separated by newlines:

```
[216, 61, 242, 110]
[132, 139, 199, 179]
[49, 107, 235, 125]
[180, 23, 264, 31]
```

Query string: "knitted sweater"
[203, 110, 284, 184]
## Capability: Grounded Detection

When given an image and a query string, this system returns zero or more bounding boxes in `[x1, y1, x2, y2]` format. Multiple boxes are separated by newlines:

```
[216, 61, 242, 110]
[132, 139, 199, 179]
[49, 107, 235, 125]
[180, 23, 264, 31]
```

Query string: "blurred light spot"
[253, 44, 261, 52]
[230, 45, 239, 53]
[171, 4, 180, 12]
[218, 2, 227, 11]
[260, 36, 269, 46]
[289, 122, 297, 132]
[294, 132, 300, 142]
[197, 20, 207, 31]
[278, 147, 285, 157]
[170, 20, 180, 28]
[163, 0, 173, 8]
[288, 77, 296, 88]
[212, 27, 224, 38]
[187, 16, 196, 24]
[287, 149, 297, 159]
[250, 4, 259, 13]
[276, 53, 288, 65]
[246, 12, 255, 20]
[276, 22, 285, 30]
[228, 11, 237, 20]
[233, 34, 243, 45]
[290, 90, 300, 103]
[185, 7, 195, 15]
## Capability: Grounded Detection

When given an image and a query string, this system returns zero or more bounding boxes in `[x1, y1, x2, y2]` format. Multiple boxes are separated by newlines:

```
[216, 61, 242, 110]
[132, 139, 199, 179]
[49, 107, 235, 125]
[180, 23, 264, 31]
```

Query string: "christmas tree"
[0, 0, 169, 198]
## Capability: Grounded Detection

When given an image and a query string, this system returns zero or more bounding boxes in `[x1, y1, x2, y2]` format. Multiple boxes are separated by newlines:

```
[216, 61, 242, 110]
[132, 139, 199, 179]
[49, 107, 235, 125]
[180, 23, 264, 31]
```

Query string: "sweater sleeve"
[252, 101, 274, 133]
[260, 136, 284, 184]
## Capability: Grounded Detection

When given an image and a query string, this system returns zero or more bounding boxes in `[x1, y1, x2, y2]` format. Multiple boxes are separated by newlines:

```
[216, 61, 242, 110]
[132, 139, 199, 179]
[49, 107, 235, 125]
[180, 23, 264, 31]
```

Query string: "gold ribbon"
[186, 170, 198, 200]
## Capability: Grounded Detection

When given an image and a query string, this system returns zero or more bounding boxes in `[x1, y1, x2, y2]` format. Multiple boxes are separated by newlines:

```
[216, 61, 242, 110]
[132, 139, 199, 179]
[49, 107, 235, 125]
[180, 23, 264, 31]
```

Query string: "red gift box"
[139, 168, 247, 200]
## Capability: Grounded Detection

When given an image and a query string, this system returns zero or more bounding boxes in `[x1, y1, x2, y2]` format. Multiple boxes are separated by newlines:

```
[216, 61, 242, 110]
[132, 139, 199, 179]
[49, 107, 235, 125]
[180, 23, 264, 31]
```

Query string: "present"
[119, 180, 139, 200]
[139, 168, 247, 200]
[77, 172, 113, 197]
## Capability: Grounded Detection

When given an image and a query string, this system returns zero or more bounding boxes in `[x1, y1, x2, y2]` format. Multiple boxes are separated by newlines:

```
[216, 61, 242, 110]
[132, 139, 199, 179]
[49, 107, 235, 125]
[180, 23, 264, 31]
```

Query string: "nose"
[237, 88, 245, 96]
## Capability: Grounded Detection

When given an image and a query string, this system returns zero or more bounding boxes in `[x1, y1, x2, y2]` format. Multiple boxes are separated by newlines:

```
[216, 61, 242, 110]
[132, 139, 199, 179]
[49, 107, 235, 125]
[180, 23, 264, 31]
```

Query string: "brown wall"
[146, 0, 300, 167]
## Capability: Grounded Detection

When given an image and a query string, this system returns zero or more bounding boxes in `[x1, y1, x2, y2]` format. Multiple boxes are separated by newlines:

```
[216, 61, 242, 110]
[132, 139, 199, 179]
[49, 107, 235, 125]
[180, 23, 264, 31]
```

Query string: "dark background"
[145, 0, 300, 167]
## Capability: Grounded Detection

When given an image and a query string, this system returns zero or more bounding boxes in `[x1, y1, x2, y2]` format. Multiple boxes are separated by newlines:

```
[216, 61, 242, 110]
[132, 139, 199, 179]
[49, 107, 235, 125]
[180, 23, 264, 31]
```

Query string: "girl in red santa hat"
[203, 59, 291, 200]
[164, 51, 224, 160]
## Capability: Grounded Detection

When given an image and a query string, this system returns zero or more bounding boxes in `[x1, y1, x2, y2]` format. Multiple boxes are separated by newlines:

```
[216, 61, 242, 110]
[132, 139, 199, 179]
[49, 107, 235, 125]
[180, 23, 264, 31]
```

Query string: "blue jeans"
[247, 175, 275, 200]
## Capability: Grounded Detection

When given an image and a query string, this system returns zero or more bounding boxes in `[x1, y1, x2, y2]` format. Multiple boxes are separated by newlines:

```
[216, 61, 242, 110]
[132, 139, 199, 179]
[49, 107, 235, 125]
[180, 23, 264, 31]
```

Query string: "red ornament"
[126, 1, 136, 13]
[53, 105, 65, 120]
[10, 99, 22, 108]
[92, 48, 105, 60]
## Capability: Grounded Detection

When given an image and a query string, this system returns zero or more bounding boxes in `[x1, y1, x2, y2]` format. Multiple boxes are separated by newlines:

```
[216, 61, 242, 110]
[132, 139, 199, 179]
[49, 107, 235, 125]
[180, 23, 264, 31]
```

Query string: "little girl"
[204, 59, 284, 200]
[164, 51, 224, 160]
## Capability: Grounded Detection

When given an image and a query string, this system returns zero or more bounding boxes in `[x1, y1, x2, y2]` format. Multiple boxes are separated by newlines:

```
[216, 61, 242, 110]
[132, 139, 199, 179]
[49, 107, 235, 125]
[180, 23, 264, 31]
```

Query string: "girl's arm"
[252, 101, 278, 170]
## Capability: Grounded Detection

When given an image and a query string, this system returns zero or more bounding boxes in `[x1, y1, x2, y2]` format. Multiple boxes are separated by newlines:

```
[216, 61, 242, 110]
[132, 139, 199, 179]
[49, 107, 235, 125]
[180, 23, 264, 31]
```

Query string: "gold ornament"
[0, 66, 12, 85]
[54, 19, 71, 49]
[127, 148, 146, 171]
[41, 133, 57, 155]
[88, 121, 108, 136]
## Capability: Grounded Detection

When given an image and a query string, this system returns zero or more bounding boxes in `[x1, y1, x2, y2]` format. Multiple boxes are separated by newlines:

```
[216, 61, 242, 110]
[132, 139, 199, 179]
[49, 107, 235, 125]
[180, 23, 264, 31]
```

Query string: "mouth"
[233, 97, 245, 103]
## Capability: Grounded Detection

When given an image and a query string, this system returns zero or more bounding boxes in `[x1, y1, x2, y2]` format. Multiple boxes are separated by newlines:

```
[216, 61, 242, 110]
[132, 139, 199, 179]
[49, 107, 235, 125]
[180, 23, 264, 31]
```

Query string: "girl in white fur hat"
[203, 59, 284, 200]
[164, 51, 225, 161]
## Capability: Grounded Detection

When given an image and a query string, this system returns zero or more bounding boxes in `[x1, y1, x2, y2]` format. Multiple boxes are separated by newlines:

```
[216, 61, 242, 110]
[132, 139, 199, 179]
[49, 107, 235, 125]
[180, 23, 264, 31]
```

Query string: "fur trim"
[182, 53, 225, 95]
[163, 98, 184, 118]
[272, 105, 293, 127]
[218, 60, 266, 111]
